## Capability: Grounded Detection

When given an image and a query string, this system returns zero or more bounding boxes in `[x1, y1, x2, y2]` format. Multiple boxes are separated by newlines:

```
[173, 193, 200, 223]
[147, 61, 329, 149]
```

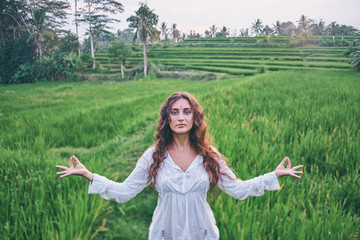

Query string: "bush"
[344, 37, 360, 71]
[256, 64, 268, 74]
[0, 34, 36, 83]
[80, 53, 93, 69]
[11, 63, 34, 83]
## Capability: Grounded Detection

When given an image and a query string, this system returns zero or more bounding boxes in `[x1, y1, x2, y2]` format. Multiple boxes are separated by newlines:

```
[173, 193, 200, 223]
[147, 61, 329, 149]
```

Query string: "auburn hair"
[148, 92, 231, 187]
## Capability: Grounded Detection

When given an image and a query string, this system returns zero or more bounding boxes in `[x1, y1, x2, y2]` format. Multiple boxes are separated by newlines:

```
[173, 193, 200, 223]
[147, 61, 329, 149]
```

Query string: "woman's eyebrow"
[170, 107, 191, 110]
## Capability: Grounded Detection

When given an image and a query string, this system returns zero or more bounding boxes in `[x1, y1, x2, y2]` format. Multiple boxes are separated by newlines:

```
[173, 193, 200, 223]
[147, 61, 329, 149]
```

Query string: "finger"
[294, 171, 303, 175]
[292, 165, 303, 170]
[70, 155, 79, 168]
[71, 155, 80, 163]
[70, 155, 81, 167]
[278, 157, 287, 167]
[69, 157, 74, 168]
[56, 165, 68, 170]
[56, 171, 67, 175]
[59, 172, 72, 178]
[290, 172, 301, 178]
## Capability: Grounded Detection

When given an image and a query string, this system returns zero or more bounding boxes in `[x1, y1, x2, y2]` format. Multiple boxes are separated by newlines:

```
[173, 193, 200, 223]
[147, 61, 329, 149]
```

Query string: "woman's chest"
[155, 158, 210, 194]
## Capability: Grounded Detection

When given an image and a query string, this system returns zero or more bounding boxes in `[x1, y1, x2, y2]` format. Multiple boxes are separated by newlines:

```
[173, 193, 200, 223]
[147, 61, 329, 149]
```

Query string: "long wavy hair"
[148, 92, 231, 187]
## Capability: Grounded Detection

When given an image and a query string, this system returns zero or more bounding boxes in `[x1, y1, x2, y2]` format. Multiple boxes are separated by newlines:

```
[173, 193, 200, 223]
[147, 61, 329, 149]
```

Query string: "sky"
[65, 0, 360, 40]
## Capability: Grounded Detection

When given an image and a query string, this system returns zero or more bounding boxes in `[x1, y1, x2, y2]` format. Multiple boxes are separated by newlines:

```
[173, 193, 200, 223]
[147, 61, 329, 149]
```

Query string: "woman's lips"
[177, 124, 186, 127]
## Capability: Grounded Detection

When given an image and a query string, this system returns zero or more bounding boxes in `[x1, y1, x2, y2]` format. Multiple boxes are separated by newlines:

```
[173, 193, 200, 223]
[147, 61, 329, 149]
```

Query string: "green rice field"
[94, 36, 355, 78]
[1, 37, 360, 239]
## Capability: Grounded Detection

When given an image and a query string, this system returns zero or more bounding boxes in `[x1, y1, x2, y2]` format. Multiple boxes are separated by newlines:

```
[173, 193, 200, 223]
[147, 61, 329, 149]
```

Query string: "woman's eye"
[171, 111, 177, 115]
[185, 110, 191, 115]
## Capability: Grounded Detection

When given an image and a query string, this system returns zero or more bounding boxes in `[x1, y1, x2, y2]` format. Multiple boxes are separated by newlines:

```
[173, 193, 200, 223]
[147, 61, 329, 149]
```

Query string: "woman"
[56, 92, 303, 240]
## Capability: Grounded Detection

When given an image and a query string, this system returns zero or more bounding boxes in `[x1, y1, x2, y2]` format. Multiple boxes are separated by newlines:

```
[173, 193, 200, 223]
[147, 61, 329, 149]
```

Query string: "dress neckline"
[166, 150, 200, 173]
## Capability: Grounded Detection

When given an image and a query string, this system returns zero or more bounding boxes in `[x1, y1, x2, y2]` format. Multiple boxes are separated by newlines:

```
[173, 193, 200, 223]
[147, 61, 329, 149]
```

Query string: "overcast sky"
[66, 0, 360, 40]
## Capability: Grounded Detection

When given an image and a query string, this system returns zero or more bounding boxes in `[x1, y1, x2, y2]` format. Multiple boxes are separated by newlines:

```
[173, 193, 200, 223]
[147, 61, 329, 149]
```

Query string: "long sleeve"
[88, 147, 154, 203]
[217, 159, 280, 200]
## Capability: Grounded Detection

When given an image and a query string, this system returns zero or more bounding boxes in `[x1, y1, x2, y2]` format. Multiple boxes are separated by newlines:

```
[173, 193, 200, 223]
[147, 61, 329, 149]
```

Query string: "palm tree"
[239, 28, 249, 37]
[209, 25, 217, 37]
[127, 2, 160, 77]
[217, 26, 229, 37]
[15, 0, 70, 58]
[318, 19, 325, 33]
[312, 19, 326, 36]
[327, 21, 339, 36]
[251, 19, 263, 36]
[160, 21, 168, 41]
[262, 25, 273, 36]
[297, 15, 312, 36]
[297, 15, 313, 45]
[171, 23, 179, 42]
[273, 21, 281, 36]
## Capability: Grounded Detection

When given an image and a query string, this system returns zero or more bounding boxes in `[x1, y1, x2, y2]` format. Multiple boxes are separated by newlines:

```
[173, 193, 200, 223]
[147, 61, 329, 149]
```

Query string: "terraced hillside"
[93, 36, 355, 79]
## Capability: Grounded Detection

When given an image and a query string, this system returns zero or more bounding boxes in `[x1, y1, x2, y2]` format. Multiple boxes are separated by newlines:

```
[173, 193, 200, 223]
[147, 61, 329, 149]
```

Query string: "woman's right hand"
[56, 155, 94, 182]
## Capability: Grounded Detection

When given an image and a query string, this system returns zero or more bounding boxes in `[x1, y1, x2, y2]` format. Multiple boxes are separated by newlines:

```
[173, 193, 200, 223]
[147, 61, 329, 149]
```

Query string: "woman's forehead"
[171, 98, 191, 109]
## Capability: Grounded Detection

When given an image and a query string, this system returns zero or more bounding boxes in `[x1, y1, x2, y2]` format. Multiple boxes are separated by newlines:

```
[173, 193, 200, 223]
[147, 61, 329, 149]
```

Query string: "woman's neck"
[170, 133, 191, 152]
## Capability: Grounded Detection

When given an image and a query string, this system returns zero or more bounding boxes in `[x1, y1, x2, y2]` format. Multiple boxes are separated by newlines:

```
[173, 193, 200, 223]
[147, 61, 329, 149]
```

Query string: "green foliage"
[344, 36, 360, 71]
[12, 63, 34, 83]
[31, 56, 59, 81]
[62, 52, 83, 75]
[251, 19, 264, 36]
[127, 2, 160, 45]
[127, 2, 160, 76]
[256, 64, 268, 73]
[29, 52, 82, 82]
[55, 31, 80, 56]
[124, 43, 351, 78]
[78, 0, 124, 34]
[80, 52, 94, 69]
[216, 26, 230, 37]
[0, 29, 82, 83]
[0, 33, 36, 83]
[1, 70, 359, 239]
[107, 41, 133, 63]
[17, 0, 70, 57]
[116, 29, 136, 44]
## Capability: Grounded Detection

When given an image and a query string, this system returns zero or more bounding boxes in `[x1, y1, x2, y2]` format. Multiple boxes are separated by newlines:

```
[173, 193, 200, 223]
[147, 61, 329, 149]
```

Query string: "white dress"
[88, 147, 280, 240]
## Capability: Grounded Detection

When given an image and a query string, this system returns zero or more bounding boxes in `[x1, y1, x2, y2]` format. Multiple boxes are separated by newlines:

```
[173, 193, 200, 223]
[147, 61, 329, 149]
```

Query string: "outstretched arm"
[56, 155, 94, 181]
[56, 148, 154, 203]
[274, 157, 303, 179]
[217, 155, 303, 200]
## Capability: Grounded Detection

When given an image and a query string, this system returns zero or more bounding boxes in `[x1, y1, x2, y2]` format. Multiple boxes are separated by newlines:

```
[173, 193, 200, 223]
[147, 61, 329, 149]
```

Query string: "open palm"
[56, 155, 87, 178]
[275, 157, 303, 178]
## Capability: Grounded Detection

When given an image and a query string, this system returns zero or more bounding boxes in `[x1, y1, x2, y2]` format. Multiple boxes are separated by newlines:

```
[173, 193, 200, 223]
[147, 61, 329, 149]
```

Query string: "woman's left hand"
[275, 157, 303, 178]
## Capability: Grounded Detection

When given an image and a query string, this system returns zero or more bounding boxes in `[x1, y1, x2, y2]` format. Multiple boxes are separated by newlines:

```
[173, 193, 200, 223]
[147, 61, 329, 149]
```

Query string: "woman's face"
[169, 98, 194, 135]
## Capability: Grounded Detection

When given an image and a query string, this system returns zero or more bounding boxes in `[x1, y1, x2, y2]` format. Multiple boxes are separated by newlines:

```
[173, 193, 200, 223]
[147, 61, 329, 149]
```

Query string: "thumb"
[277, 157, 287, 168]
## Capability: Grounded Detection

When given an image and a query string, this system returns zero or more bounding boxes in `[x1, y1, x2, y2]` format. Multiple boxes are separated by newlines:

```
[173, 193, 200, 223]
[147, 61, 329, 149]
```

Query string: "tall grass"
[202, 70, 360, 239]
[1, 69, 359, 239]
[0, 78, 241, 239]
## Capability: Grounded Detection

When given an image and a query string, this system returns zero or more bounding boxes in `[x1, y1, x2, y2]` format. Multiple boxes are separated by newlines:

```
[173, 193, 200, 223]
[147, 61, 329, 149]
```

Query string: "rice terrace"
[1, 1, 360, 240]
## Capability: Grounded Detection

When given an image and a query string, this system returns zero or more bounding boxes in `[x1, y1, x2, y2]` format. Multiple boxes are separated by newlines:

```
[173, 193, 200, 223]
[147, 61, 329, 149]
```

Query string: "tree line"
[1, 1, 359, 84]
[0, 0, 126, 83]
[158, 16, 358, 41]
